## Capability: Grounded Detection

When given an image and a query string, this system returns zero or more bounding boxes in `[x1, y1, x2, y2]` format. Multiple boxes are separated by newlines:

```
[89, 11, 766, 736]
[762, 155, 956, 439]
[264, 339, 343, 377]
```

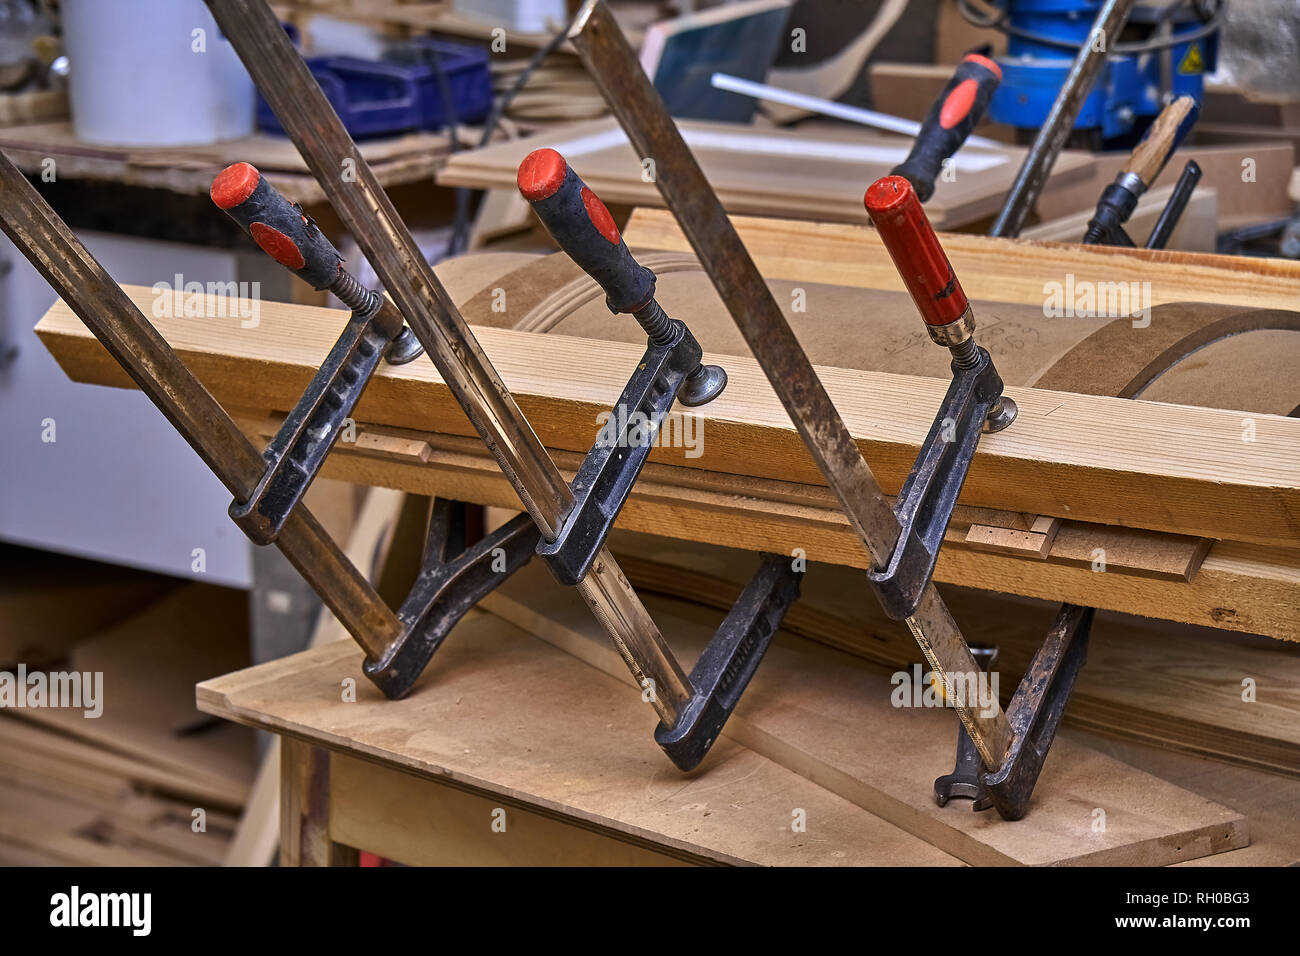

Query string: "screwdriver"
[210, 161, 423, 364]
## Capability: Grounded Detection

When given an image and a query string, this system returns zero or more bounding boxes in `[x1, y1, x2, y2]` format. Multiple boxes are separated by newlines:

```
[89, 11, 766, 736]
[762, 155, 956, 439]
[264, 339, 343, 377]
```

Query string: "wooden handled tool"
[1083, 96, 1200, 245]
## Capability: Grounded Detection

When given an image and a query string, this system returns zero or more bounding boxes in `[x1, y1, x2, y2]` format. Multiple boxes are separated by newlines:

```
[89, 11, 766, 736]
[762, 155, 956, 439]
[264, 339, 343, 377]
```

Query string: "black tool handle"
[211, 162, 342, 290]
[517, 148, 655, 314]
[891, 53, 1002, 203]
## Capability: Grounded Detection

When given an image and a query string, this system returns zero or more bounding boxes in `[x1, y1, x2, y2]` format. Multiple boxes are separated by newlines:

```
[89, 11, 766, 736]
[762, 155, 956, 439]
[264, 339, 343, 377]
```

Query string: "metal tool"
[1082, 96, 1200, 246]
[890, 53, 1003, 203]
[990, 0, 1136, 238]
[1144, 160, 1202, 250]
[863, 175, 1016, 617]
[568, 0, 1098, 818]
[201, 0, 799, 770]
[210, 162, 422, 543]
[934, 645, 996, 806]
[516, 148, 803, 768]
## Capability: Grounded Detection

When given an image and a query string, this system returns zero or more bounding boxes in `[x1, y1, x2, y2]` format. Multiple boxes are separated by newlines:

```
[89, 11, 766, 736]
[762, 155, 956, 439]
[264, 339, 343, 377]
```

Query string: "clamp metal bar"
[989, 0, 1136, 238]
[204, 0, 694, 725]
[568, 0, 1012, 769]
[0, 152, 400, 660]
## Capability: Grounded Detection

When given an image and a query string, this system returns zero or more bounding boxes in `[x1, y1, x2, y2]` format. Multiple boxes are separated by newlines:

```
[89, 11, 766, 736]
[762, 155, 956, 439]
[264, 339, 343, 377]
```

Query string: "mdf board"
[196, 613, 964, 867]
[476, 562, 1248, 866]
[435, 117, 1095, 229]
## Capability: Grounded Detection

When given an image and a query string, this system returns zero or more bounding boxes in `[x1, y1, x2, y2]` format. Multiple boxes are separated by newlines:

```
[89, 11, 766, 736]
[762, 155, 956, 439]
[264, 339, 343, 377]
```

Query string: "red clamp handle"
[211, 162, 342, 290]
[517, 148, 655, 314]
[864, 175, 969, 328]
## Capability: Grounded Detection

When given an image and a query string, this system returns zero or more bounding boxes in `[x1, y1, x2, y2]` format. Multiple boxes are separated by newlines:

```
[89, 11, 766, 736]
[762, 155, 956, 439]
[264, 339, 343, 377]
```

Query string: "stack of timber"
[33, 213, 1300, 649]
[0, 549, 255, 865]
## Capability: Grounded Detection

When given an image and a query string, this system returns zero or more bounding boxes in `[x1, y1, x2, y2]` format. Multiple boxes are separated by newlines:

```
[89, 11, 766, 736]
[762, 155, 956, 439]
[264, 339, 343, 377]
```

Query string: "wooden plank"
[197, 614, 963, 866]
[436, 117, 1094, 229]
[235, 417, 1297, 641]
[479, 562, 1248, 866]
[1021, 184, 1218, 253]
[1032, 142, 1296, 230]
[0, 121, 464, 204]
[35, 285, 1300, 549]
[601, 531, 1300, 778]
[622, 206, 1300, 314]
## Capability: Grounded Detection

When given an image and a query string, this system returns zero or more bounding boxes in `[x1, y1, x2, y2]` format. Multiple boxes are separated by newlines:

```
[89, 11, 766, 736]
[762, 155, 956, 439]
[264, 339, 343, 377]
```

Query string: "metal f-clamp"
[517, 149, 803, 769]
[212, 162, 541, 699]
[865, 175, 1091, 820]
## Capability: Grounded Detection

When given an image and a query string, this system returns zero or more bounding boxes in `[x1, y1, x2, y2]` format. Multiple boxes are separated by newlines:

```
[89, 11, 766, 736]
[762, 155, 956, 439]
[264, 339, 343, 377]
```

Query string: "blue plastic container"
[389, 38, 492, 130]
[256, 39, 492, 139]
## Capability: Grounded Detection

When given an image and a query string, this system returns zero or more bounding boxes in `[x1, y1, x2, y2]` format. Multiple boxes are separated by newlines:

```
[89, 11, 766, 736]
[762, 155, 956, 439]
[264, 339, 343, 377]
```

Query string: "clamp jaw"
[518, 149, 802, 770]
[212, 162, 422, 545]
[212, 163, 539, 700]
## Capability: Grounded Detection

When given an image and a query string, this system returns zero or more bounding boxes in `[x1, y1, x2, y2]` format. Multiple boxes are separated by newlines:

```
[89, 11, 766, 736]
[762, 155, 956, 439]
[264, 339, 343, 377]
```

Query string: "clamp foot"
[678, 363, 728, 406]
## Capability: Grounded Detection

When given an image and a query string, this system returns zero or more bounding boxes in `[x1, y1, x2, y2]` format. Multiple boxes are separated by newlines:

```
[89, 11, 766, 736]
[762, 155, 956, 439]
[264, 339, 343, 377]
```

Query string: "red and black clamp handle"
[517, 147, 726, 406]
[210, 162, 421, 363]
[860, 175, 1014, 620]
[890, 53, 1002, 203]
[513, 147, 728, 586]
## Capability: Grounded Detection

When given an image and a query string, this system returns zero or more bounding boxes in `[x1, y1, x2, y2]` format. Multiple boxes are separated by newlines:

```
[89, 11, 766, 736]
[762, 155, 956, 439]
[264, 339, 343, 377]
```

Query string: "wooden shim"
[196, 613, 963, 866]
[479, 562, 1248, 866]
[35, 285, 1300, 549]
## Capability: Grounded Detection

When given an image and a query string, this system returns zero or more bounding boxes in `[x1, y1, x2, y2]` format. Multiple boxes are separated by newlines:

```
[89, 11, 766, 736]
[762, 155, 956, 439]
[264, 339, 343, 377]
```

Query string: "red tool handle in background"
[211, 162, 343, 290]
[890, 53, 1002, 203]
[864, 174, 970, 330]
[517, 148, 656, 315]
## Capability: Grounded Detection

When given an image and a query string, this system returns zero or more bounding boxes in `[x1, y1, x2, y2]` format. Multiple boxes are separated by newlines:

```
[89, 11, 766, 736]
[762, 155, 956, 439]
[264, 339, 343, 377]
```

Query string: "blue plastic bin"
[256, 39, 492, 139]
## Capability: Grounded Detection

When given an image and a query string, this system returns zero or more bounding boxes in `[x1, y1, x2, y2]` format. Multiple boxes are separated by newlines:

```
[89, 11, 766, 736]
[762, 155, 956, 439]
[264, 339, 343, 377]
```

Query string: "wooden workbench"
[196, 570, 1273, 867]
[0, 121, 466, 205]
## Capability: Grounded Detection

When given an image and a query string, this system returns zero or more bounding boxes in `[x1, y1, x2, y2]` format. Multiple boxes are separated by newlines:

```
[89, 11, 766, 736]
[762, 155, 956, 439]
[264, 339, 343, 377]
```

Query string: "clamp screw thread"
[632, 299, 677, 348]
[949, 337, 980, 370]
[329, 269, 378, 316]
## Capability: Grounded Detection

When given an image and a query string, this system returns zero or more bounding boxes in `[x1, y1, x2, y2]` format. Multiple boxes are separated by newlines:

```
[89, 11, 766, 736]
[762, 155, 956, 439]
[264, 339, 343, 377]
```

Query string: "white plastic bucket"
[62, 0, 254, 146]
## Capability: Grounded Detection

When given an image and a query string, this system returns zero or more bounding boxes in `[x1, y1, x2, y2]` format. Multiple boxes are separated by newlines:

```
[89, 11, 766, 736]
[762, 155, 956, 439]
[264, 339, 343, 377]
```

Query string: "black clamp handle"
[517, 148, 655, 314]
[891, 53, 1002, 203]
[211, 162, 342, 290]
